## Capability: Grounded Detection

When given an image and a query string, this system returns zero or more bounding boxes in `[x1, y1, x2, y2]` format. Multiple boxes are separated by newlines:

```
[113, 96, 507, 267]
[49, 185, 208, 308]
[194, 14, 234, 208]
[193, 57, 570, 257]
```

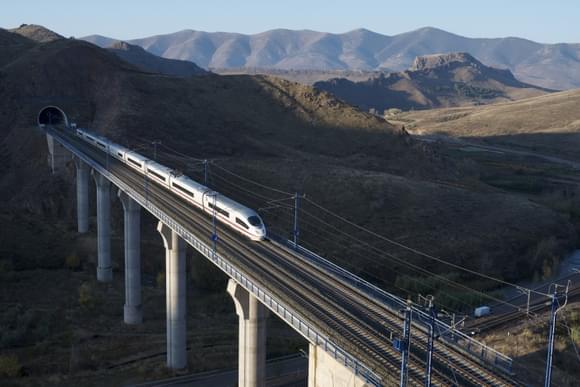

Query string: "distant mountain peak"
[10, 24, 63, 43]
[410, 52, 481, 71]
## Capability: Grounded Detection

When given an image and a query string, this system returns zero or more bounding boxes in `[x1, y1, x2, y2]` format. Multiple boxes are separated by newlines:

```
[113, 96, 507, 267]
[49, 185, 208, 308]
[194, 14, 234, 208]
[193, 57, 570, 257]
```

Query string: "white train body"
[75, 128, 267, 241]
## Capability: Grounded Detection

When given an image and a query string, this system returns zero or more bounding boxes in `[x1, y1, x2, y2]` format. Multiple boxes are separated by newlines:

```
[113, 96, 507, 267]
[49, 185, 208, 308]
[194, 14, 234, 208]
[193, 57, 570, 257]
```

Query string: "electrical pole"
[143, 161, 149, 203]
[544, 282, 570, 387]
[400, 298, 412, 387]
[425, 296, 436, 387]
[211, 193, 218, 252]
[152, 140, 161, 161]
[204, 160, 209, 186]
[293, 192, 300, 249]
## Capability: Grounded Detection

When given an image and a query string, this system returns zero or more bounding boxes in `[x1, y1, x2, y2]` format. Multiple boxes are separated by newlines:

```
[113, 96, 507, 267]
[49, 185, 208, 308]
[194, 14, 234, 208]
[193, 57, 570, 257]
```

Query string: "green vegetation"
[0, 305, 56, 348]
[156, 271, 165, 288]
[65, 252, 81, 270]
[0, 354, 22, 377]
[78, 281, 101, 310]
[394, 273, 501, 312]
[453, 83, 500, 99]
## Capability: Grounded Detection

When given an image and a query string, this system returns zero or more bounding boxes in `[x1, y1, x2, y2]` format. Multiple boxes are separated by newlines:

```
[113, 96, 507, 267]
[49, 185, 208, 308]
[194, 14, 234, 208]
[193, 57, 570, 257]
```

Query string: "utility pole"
[152, 140, 161, 161]
[544, 282, 570, 387]
[143, 160, 149, 203]
[293, 192, 300, 249]
[210, 192, 218, 252]
[400, 298, 413, 387]
[425, 296, 436, 387]
[204, 160, 209, 186]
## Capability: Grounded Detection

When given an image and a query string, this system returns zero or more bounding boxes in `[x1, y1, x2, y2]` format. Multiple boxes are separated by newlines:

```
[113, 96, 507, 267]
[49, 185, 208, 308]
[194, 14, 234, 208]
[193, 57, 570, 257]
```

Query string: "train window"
[117, 152, 123, 157]
[236, 218, 250, 229]
[248, 216, 262, 227]
[208, 202, 229, 217]
[172, 182, 194, 197]
[147, 168, 167, 182]
[127, 158, 143, 168]
[96, 141, 106, 149]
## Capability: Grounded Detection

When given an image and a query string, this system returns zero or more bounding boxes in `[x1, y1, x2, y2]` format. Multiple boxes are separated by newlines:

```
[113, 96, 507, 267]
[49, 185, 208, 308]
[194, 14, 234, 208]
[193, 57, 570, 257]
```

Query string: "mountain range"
[9, 24, 207, 77]
[314, 52, 550, 111]
[82, 27, 580, 90]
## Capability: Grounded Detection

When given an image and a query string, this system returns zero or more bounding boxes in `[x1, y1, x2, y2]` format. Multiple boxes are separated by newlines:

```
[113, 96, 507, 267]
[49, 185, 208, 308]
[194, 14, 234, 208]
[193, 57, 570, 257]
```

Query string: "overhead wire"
[303, 197, 551, 298]
[120, 133, 552, 314]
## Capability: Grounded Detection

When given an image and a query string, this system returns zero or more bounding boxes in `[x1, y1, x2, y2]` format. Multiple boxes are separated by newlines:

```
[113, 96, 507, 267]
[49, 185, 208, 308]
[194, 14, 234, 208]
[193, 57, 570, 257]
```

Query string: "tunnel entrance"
[38, 106, 69, 127]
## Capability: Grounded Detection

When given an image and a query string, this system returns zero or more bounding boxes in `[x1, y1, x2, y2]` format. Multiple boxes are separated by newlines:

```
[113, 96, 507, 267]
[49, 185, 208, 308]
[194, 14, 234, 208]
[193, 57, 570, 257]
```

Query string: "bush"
[79, 282, 98, 309]
[65, 253, 81, 270]
[0, 354, 22, 377]
[156, 272, 165, 289]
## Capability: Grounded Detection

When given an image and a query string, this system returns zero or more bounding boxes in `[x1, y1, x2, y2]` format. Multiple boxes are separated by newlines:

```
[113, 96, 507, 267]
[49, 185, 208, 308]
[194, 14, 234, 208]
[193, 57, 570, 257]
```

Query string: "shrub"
[79, 282, 97, 309]
[0, 354, 22, 377]
[156, 272, 165, 289]
[65, 253, 81, 270]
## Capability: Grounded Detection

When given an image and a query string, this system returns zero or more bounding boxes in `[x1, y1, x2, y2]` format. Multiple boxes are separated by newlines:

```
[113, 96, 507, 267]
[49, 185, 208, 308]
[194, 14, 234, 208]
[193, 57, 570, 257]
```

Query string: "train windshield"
[248, 216, 262, 227]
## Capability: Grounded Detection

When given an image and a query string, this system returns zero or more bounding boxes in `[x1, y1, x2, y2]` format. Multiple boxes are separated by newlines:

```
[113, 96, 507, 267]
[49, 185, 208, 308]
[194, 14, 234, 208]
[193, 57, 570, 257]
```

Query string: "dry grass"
[481, 302, 580, 386]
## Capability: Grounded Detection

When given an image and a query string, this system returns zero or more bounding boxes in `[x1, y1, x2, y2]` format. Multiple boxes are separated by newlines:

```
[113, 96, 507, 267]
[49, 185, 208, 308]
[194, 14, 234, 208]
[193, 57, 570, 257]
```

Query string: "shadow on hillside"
[459, 132, 580, 164]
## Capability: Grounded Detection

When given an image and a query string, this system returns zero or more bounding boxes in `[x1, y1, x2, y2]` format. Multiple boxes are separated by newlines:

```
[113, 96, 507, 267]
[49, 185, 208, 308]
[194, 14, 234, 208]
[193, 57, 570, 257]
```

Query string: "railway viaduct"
[38, 105, 518, 387]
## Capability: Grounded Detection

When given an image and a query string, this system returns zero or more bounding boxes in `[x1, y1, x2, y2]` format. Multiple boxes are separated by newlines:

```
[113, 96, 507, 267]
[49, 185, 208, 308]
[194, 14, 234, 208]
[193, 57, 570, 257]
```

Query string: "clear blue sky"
[2, 0, 579, 43]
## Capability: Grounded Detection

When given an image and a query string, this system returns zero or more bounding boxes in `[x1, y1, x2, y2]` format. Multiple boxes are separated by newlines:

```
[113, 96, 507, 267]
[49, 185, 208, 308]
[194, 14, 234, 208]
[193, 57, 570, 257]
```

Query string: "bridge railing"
[43, 126, 386, 387]
[271, 235, 513, 374]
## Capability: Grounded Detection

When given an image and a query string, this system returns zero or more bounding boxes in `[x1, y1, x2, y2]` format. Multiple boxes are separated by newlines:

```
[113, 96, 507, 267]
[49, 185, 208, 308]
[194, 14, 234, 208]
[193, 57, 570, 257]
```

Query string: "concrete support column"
[308, 343, 369, 387]
[227, 278, 267, 387]
[118, 190, 142, 325]
[46, 134, 68, 175]
[157, 222, 187, 369]
[74, 158, 89, 233]
[92, 170, 112, 282]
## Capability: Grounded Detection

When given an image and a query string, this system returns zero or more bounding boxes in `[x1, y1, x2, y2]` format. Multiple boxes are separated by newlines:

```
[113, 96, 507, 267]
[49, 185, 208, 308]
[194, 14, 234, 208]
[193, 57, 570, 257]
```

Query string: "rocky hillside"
[314, 53, 550, 111]
[82, 27, 580, 90]
[1, 24, 578, 386]
[0, 26, 575, 286]
[107, 41, 208, 77]
[10, 23, 64, 43]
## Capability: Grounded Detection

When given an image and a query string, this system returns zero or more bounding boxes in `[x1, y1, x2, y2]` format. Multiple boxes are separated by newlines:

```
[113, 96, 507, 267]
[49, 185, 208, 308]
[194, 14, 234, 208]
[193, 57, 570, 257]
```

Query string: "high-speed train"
[75, 128, 267, 241]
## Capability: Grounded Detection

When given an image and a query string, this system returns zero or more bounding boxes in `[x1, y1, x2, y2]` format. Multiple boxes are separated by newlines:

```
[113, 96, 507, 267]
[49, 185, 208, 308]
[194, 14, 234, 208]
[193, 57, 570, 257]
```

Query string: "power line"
[303, 197, 551, 298]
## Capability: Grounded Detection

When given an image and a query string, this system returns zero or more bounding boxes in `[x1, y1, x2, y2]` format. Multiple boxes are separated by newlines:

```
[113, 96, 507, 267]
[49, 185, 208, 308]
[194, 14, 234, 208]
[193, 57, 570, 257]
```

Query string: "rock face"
[10, 24, 64, 43]
[81, 27, 580, 90]
[314, 52, 550, 111]
[107, 40, 209, 77]
[411, 52, 480, 71]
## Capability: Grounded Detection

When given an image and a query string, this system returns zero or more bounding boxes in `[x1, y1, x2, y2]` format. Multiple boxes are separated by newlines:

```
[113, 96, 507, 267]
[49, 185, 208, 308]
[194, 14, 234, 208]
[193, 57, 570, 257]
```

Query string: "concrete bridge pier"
[92, 170, 112, 282]
[74, 158, 89, 233]
[118, 190, 142, 324]
[157, 222, 187, 369]
[227, 278, 267, 387]
[46, 134, 69, 175]
[308, 343, 369, 387]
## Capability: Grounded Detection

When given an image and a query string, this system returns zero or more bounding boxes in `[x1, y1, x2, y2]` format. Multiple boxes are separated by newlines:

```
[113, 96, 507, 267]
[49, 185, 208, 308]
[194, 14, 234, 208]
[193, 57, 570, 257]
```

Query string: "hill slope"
[314, 52, 550, 111]
[107, 41, 208, 77]
[82, 27, 580, 90]
[400, 89, 580, 158]
[10, 23, 64, 43]
[0, 26, 574, 281]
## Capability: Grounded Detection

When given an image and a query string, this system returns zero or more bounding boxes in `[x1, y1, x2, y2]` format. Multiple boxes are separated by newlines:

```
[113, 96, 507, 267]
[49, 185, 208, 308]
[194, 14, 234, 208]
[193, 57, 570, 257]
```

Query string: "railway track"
[59, 129, 520, 386]
[470, 286, 580, 334]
